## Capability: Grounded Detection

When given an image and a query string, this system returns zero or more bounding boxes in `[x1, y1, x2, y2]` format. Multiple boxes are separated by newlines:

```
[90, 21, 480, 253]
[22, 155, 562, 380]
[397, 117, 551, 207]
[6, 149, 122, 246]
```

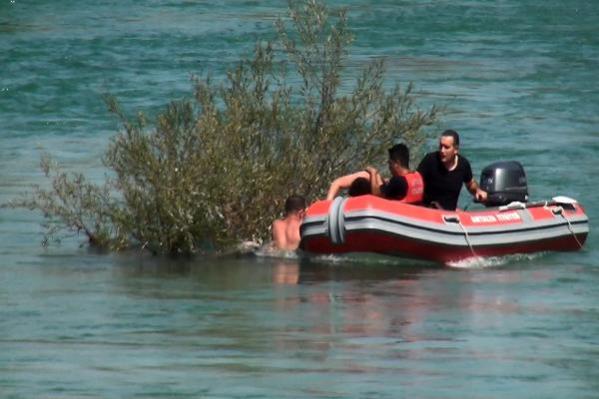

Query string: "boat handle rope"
[443, 215, 478, 259]
[551, 206, 584, 249]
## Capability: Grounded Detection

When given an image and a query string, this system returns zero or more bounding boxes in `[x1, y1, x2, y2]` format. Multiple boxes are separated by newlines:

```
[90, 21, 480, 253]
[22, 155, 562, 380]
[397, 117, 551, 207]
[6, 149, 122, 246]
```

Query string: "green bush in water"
[9, 0, 439, 254]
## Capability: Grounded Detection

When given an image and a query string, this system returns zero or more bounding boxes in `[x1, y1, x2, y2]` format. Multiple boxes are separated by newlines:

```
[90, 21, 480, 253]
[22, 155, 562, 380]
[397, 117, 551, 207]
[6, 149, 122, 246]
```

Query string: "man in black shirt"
[417, 130, 487, 210]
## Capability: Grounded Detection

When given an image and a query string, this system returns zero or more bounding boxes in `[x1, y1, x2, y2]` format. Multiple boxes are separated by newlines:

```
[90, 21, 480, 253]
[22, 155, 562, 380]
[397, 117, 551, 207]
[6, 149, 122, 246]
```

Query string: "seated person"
[348, 177, 371, 197]
[271, 195, 306, 251]
[417, 129, 487, 210]
[366, 143, 423, 203]
[326, 171, 372, 200]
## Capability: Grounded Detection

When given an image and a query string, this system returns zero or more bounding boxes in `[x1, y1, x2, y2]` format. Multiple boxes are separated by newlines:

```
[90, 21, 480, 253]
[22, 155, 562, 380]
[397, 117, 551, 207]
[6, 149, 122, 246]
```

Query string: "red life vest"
[399, 171, 424, 204]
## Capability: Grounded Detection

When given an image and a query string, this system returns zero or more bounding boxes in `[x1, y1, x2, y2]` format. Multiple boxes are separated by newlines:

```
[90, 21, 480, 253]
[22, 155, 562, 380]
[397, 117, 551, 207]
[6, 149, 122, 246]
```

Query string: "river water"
[1, 1, 598, 398]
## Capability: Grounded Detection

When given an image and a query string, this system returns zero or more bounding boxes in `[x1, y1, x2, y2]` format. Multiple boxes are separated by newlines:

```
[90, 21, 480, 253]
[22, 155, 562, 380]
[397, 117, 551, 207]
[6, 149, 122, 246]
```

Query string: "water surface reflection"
[2, 252, 598, 397]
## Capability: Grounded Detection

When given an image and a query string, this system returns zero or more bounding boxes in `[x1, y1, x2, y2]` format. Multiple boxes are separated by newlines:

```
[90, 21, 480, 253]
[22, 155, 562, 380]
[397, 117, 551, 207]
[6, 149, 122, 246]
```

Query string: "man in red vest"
[366, 143, 424, 204]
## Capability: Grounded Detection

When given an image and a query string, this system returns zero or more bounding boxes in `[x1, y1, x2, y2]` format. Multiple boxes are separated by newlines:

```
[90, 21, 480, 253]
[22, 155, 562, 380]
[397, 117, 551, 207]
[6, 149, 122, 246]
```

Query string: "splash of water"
[256, 245, 548, 270]
[446, 252, 547, 269]
[253, 244, 300, 260]
[301, 252, 437, 268]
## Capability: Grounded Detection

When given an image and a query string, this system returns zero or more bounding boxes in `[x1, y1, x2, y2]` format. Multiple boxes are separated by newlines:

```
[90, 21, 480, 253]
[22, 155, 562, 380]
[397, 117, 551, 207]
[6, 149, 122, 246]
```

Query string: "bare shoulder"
[272, 218, 287, 238]
[272, 218, 285, 230]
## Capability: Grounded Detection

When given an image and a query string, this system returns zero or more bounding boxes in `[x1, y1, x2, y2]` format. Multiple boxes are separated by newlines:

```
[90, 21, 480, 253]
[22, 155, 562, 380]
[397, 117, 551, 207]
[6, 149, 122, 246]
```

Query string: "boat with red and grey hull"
[299, 195, 588, 264]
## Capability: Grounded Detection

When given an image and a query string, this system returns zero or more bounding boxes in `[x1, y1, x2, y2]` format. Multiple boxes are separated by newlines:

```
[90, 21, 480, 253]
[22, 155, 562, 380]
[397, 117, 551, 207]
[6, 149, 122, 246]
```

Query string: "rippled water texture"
[1, 1, 598, 398]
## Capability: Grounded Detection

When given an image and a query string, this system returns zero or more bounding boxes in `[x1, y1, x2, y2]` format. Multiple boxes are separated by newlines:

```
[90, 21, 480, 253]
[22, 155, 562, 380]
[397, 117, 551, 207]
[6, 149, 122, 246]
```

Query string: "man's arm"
[365, 167, 384, 197]
[466, 178, 488, 202]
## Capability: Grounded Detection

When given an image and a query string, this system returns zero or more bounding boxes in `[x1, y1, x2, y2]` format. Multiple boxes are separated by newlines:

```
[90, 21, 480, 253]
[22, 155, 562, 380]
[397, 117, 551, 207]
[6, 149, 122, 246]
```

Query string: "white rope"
[445, 215, 477, 259]
[458, 219, 478, 259]
[553, 206, 584, 249]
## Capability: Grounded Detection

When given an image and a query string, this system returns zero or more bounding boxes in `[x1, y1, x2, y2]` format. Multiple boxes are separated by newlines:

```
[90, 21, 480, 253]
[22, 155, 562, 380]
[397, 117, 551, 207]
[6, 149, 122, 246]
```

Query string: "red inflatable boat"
[299, 195, 589, 264]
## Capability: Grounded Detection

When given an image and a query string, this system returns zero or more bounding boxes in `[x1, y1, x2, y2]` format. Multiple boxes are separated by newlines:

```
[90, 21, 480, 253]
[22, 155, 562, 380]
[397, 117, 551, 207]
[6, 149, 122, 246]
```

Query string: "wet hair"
[348, 177, 371, 197]
[441, 129, 460, 147]
[388, 143, 410, 169]
[284, 195, 306, 214]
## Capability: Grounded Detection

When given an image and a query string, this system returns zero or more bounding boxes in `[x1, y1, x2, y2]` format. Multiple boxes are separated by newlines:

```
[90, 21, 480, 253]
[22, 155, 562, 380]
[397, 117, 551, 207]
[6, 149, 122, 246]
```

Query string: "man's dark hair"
[388, 143, 410, 169]
[441, 129, 460, 147]
[348, 177, 371, 197]
[284, 195, 306, 214]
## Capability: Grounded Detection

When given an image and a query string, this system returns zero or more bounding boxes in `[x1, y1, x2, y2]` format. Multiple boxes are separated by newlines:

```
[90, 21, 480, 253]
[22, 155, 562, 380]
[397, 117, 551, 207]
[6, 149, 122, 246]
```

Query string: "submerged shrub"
[9, 0, 439, 254]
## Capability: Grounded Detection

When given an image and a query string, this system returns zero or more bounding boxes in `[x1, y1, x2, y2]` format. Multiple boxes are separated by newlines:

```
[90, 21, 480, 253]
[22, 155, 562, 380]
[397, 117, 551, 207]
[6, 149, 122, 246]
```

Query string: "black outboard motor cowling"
[479, 161, 528, 207]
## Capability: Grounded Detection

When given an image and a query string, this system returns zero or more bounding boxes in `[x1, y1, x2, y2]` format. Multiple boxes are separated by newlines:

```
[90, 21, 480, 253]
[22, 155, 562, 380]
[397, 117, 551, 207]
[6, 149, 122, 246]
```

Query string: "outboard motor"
[479, 161, 528, 207]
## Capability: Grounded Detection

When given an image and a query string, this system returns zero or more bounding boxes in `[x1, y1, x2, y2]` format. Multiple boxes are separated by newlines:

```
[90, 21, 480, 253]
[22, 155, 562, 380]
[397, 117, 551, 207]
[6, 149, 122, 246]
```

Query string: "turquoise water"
[1, 1, 598, 397]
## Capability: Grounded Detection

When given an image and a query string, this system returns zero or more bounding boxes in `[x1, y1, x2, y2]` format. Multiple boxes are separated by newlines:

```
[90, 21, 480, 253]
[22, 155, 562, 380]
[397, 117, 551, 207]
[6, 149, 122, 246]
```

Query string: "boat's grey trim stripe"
[302, 208, 588, 231]
[300, 215, 589, 238]
[517, 209, 533, 223]
[300, 204, 588, 249]
[326, 197, 345, 245]
[347, 217, 587, 246]
[341, 210, 588, 236]
[345, 215, 588, 236]
[302, 218, 588, 248]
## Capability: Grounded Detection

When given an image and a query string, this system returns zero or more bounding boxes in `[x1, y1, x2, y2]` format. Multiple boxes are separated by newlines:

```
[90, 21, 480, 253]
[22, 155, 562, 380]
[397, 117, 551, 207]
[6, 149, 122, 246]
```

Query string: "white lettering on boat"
[471, 215, 497, 223]
[496, 212, 521, 222]
[470, 212, 521, 224]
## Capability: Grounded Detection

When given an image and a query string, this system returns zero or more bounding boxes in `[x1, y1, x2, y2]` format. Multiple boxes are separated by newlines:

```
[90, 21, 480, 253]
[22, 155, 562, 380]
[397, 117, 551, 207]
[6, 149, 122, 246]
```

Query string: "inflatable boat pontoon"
[300, 162, 589, 263]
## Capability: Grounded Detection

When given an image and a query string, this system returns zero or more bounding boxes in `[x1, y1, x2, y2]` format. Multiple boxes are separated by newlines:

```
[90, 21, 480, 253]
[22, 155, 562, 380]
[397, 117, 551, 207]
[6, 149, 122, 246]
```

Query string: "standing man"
[271, 195, 307, 251]
[366, 143, 423, 204]
[417, 129, 487, 210]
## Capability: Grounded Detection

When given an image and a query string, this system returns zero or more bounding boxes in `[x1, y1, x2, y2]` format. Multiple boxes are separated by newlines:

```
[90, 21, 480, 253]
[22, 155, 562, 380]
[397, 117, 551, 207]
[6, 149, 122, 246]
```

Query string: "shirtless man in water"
[271, 195, 306, 251]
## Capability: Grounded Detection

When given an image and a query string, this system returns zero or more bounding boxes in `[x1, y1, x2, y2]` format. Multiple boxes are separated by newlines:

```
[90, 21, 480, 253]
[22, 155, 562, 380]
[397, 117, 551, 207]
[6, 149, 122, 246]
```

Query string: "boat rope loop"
[444, 215, 478, 259]
[551, 206, 584, 249]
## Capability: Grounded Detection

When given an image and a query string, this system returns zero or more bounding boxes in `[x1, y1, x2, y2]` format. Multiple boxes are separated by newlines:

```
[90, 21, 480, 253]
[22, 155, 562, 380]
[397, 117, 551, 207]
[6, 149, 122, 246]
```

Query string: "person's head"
[439, 129, 460, 164]
[348, 177, 371, 197]
[284, 195, 306, 217]
[387, 143, 410, 176]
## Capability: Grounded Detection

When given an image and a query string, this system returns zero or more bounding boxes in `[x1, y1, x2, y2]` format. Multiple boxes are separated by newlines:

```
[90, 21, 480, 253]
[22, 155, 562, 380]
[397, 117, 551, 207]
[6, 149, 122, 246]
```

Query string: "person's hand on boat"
[475, 188, 488, 203]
